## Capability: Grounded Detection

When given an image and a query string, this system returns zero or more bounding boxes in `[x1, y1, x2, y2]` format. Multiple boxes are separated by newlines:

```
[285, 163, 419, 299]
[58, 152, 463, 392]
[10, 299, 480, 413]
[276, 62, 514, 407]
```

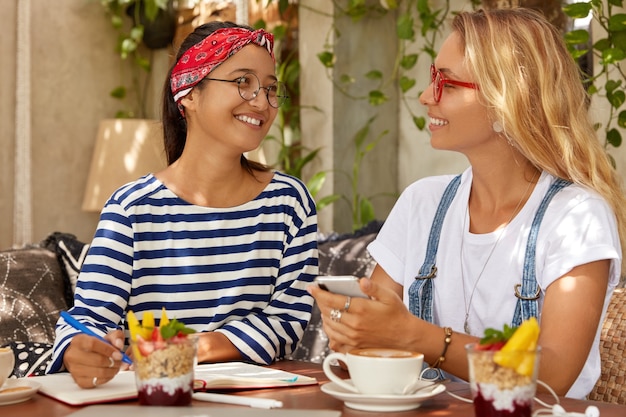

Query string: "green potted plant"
[100, 0, 177, 118]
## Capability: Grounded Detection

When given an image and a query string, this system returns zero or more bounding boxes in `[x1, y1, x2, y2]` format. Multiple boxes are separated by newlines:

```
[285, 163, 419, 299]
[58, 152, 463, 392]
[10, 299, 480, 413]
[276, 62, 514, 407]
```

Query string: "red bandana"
[170, 27, 275, 106]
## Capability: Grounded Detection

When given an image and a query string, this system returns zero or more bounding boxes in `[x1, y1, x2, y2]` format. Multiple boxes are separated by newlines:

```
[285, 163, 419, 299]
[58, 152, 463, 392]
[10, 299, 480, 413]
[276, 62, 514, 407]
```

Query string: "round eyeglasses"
[430, 64, 478, 103]
[205, 72, 288, 108]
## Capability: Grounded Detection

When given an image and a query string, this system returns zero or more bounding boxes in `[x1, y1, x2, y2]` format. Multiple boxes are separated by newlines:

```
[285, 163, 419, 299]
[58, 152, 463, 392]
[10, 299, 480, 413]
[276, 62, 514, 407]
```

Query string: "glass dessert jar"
[132, 335, 197, 406]
[466, 343, 541, 417]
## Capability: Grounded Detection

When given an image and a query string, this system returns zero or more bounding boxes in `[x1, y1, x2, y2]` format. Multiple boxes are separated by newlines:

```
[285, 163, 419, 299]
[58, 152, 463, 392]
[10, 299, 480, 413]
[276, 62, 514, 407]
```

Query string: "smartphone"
[314, 275, 369, 298]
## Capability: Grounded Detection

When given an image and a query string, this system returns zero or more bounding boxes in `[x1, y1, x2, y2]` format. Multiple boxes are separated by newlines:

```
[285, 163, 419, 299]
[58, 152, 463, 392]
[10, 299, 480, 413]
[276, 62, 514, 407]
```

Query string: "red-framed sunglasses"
[430, 64, 479, 103]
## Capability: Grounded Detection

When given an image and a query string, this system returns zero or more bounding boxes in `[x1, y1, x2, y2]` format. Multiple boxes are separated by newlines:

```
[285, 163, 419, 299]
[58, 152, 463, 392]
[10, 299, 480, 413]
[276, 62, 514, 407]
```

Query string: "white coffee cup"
[0, 346, 15, 387]
[322, 347, 424, 395]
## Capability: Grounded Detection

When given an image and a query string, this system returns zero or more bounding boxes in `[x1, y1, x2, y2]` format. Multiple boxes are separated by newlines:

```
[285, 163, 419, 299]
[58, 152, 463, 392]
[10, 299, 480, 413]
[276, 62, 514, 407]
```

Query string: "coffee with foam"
[351, 348, 421, 358]
[323, 348, 424, 395]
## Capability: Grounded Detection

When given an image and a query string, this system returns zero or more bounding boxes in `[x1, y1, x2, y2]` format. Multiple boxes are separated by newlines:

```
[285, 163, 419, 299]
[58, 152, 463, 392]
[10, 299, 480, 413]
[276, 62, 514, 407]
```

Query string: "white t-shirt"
[368, 168, 621, 398]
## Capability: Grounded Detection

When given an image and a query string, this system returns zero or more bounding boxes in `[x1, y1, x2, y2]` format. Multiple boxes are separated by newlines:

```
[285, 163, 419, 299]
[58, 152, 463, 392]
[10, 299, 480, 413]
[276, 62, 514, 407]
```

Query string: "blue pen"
[60, 310, 133, 365]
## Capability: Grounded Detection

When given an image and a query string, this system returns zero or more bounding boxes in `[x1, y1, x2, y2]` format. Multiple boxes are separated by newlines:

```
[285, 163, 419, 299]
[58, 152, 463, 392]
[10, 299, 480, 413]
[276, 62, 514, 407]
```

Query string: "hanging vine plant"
[563, 0, 626, 162]
[258, 0, 626, 230]
[314, 0, 625, 172]
[254, 0, 340, 211]
[312, 0, 483, 230]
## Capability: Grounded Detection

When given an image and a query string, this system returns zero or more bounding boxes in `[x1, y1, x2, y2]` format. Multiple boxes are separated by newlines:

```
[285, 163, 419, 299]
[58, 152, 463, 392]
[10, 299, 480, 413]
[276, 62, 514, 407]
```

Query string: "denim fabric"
[512, 178, 571, 326]
[408, 175, 461, 323]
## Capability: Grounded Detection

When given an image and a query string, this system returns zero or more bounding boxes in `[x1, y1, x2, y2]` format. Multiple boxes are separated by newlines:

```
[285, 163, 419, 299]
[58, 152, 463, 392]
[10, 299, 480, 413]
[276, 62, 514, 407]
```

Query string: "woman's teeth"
[430, 117, 448, 126]
[236, 115, 261, 126]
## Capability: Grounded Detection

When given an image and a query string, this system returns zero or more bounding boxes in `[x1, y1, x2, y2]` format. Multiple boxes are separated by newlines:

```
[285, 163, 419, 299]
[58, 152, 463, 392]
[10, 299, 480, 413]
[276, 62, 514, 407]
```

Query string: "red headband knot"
[170, 27, 275, 106]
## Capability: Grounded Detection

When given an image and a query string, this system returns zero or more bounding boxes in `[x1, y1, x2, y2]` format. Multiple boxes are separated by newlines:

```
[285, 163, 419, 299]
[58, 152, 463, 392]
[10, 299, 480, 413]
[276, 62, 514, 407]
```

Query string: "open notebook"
[30, 362, 317, 406]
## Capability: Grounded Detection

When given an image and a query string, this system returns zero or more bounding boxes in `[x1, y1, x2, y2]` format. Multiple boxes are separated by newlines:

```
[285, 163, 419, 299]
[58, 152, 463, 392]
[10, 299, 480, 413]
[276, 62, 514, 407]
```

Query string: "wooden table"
[4, 360, 626, 416]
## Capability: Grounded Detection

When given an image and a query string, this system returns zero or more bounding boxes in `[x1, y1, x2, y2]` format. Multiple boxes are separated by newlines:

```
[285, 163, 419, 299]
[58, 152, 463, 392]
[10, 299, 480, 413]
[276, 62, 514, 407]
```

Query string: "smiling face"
[419, 32, 496, 157]
[180, 43, 279, 158]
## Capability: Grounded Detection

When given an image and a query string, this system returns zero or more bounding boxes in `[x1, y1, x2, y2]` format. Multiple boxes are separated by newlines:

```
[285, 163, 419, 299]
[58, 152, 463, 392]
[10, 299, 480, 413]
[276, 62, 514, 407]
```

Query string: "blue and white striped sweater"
[48, 171, 318, 372]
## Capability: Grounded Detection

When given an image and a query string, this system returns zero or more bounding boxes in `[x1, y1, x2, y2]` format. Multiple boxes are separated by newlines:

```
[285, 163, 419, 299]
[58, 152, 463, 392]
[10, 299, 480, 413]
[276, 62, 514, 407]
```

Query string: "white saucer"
[320, 380, 446, 412]
[0, 379, 41, 406]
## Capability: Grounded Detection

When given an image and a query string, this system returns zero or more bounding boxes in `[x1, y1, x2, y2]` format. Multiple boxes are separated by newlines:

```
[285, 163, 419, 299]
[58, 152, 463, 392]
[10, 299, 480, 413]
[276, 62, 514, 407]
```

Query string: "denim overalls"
[408, 174, 570, 328]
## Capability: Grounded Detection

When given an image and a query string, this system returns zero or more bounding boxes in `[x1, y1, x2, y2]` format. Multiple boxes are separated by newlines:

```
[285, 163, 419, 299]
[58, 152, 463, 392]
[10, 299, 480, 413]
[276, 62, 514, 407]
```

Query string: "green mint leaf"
[480, 324, 519, 345]
[159, 318, 195, 340]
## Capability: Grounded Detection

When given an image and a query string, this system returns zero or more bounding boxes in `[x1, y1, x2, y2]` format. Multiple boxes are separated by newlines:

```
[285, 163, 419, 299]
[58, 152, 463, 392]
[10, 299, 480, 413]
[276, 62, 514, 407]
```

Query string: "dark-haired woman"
[49, 22, 318, 388]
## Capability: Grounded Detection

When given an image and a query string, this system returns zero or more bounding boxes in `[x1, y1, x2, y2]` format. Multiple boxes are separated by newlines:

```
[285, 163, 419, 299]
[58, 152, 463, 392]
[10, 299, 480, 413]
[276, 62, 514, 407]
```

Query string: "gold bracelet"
[432, 326, 453, 369]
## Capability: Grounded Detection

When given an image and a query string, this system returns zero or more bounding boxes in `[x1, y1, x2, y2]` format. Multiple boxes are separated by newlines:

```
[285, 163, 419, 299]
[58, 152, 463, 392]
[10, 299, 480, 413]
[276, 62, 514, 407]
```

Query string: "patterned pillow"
[41, 232, 90, 306]
[0, 247, 69, 346]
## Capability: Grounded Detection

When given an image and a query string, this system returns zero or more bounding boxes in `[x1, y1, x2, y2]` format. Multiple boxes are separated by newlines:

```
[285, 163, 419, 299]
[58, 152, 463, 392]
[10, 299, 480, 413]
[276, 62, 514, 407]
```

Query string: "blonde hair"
[453, 8, 626, 271]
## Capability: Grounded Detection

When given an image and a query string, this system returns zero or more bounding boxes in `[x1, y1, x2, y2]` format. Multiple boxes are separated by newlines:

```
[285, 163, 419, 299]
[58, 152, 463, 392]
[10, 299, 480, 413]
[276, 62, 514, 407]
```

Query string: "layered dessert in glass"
[467, 346, 539, 417]
[466, 318, 541, 417]
[128, 309, 196, 406]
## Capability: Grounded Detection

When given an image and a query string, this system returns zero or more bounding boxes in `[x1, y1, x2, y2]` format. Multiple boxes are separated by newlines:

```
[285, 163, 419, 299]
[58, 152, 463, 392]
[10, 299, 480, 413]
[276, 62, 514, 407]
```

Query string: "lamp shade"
[82, 119, 167, 211]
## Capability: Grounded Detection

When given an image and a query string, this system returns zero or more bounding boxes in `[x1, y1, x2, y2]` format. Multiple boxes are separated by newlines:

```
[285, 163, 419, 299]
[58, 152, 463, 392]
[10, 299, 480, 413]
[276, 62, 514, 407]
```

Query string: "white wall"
[2, 0, 123, 248]
[1, 0, 171, 249]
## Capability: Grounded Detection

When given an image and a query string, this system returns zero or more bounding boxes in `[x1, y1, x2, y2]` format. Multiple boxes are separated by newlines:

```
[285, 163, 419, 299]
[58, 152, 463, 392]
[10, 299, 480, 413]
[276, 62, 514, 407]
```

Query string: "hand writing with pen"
[60, 311, 131, 389]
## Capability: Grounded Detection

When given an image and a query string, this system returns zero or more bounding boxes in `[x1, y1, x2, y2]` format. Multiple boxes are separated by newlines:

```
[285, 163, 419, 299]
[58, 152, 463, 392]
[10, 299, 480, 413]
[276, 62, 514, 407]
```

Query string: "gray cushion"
[287, 222, 382, 363]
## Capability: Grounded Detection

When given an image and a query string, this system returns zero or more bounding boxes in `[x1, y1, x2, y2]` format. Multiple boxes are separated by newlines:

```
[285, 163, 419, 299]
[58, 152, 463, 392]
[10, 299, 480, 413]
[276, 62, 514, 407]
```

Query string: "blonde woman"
[310, 8, 625, 399]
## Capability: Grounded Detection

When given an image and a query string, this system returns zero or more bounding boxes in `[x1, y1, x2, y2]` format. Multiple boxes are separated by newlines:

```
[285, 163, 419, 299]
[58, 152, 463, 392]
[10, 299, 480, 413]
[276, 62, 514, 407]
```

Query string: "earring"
[493, 121, 504, 133]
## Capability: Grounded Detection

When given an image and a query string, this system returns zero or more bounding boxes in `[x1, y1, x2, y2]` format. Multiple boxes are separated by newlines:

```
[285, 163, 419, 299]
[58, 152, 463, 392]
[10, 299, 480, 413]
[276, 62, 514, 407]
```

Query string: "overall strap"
[512, 178, 571, 326]
[408, 175, 462, 323]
